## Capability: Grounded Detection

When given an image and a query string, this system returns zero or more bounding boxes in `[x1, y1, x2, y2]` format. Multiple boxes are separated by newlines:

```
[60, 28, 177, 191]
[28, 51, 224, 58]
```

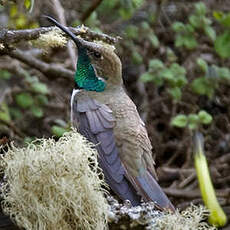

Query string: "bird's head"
[83, 41, 122, 87]
[45, 16, 122, 91]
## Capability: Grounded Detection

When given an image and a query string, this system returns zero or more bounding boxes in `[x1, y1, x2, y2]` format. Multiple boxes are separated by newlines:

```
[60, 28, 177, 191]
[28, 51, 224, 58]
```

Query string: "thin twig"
[80, 0, 104, 22]
[1, 120, 25, 138]
[164, 188, 230, 199]
[5, 48, 74, 80]
[51, 0, 76, 69]
[178, 172, 196, 188]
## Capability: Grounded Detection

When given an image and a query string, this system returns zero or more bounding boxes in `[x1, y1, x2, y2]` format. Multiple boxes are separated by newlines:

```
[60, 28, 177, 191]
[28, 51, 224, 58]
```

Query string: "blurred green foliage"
[51, 125, 68, 137]
[51, 119, 70, 137]
[172, 2, 215, 49]
[123, 22, 159, 65]
[213, 11, 230, 58]
[9, 3, 38, 29]
[171, 110, 213, 130]
[137, 2, 230, 133]
[0, 103, 11, 123]
[13, 73, 49, 119]
[141, 60, 187, 101]
[192, 58, 230, 98]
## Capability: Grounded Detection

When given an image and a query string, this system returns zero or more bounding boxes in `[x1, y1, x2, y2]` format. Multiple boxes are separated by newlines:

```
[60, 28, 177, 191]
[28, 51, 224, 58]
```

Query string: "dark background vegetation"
[0, 0, 230, 228]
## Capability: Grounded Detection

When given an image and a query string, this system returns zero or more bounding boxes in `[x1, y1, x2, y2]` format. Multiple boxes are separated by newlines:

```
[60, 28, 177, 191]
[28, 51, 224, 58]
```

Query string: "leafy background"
[0, 0, 230, 227]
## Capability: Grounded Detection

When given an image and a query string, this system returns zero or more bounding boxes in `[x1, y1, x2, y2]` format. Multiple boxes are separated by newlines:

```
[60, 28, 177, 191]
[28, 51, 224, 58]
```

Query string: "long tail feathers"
[135, 172, 175, 211]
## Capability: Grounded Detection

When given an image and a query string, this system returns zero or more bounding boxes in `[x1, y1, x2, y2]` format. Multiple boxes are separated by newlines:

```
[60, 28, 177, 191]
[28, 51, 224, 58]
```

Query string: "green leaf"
[214, 11, 230, 27]
[30, 105, 43, 118]
[31, 82, 49, 95]
[168, 87, 182, 101]
[166, 48, 177, 62]
[172, 22, 185, 32]
[204, 26, 216, 41]
[54, 119, 67, 127]
[24, 136, 35, 144]
[191, 78, 205, 95]
[213, 11, 224, 21]
[24, 0, 31, 9]
[171, 114, 188, 128]
[198, 110, 213, 124]
[217, 67, 230, 80]
[85, 12, 100, 28]
[161, 69, 174, 82]
[152, 76, 164, 86]
[125, 25, 139, 39]
[119, 5, 134, 20]
[186, 24, 195, 33]
[170, 63, 186, 76]
[191, 77, 214, 98]
[140, 72, 153, 82]
[0, 70, 11, 79]
[215, 31, 230, 58]
[189, 15, 201, 28]
[15, 93, 34, 109]
[175, 35, 185, 47]
[9, 107, 23, 120]
[51, 125, 67, 137]
[35, 95, 49, 106]
[203, 17, 212, 26]
[149, 59, 164, 71]
[188, 114, 199, 130]
[149, 33, 159, 48]
[197, 58, 208, 73]
[184, 36, 198, 49]
[175, 76, 188, 88]
[0, 102, 11, 123]
[188, 114, 199, 123]
[132, 51, 143, 64]
[219, 13, 230, 27]
[133, 0, 144, 8]
[141, 22, 150, 30]
[194, 2, 206, 15]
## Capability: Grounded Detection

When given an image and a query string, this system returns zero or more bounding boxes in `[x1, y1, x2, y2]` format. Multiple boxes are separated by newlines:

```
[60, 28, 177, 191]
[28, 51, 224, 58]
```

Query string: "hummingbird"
[45, 16, 174, 211]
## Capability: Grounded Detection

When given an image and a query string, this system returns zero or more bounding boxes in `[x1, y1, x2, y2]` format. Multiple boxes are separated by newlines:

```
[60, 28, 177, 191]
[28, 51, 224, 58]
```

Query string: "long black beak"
[43, 15, 84, 49]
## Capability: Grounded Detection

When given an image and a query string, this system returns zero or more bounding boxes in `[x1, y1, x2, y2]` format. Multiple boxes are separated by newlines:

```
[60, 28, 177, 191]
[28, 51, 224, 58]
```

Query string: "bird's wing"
[113, 99, 175, 211]
[71, 91, 141, 205]
[138, 120, 158, 179]
[119, 124, 175, 211]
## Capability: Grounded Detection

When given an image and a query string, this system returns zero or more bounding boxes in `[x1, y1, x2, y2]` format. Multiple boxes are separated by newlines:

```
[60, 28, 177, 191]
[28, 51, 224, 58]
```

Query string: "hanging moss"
[0, 130, 108, 230]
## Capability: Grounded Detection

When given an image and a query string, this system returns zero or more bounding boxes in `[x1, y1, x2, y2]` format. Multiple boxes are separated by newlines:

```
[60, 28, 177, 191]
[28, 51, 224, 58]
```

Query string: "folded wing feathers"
[73, 95, 141, 205]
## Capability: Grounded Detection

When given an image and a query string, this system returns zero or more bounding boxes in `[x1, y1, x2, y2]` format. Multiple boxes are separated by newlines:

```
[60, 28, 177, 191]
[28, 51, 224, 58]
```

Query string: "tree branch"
[80, 0, 104, 22]
[0, 25, 119, 81]
[164, 188, 230, 199]
[5, 48, 74, 80]
[0, 26, 119, 45]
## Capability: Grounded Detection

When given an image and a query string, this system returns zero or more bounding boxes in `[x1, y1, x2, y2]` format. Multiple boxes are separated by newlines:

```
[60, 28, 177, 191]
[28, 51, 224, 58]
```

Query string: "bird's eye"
[93, 51, 101, 59]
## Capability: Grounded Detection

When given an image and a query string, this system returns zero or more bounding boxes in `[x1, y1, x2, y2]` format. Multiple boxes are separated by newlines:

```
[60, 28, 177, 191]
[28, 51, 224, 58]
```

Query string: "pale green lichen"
[152, 204, 217, 230]
[0, 43, 5, 50]
[107, 197, 217, 229]
[0, 130, 108, 230]
[35, 28, 67, 50]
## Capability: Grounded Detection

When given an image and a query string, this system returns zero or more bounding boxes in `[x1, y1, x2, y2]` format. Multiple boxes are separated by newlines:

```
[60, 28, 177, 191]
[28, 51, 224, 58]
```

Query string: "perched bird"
[45, 16, 174, 211]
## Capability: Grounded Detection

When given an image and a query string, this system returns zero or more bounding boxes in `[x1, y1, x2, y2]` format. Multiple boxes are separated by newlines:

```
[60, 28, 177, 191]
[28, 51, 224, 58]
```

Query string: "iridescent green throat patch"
[75, 48, 106, 92]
